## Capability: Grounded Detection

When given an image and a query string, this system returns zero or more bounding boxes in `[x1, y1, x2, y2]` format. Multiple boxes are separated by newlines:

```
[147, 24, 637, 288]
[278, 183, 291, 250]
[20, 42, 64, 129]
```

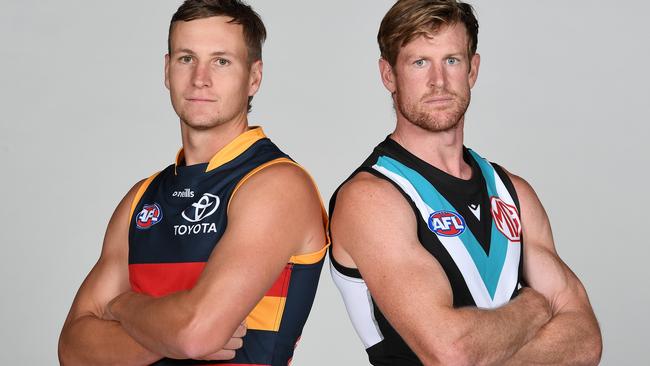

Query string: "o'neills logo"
[172, 188, 195, 198]
[174, 193, 220, 236]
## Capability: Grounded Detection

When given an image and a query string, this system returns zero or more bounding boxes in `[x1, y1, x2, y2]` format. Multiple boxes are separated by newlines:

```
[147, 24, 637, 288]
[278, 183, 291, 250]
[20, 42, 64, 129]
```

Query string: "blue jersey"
[129, 127, 328, 366]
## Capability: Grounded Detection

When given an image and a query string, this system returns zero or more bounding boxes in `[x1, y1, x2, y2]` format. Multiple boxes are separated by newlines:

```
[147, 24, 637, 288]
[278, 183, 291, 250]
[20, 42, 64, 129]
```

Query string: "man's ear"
[164, 54, 171, 90]
[248, 60, 263, 97]
[379, 58, 397, 94]
[468, 52, 480, 88]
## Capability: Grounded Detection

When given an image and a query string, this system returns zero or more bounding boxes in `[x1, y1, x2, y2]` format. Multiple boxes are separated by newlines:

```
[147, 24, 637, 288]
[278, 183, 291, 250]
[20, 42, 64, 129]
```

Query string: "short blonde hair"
[378, 0, 479, 66]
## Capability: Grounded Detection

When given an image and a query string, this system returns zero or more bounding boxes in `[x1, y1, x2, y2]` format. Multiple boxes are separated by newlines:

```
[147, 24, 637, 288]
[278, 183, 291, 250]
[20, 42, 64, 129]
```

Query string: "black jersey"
[129, 127, 328, 366]
[329, 138, 523, 365]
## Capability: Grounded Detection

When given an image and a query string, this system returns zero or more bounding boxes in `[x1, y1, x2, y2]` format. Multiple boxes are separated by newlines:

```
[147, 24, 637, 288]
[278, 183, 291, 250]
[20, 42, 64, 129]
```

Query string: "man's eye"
[414, 59, 427, 67]
[446, 58, 459, 65]
[216, 58, 231, 66]
[179, 55, 193, 63]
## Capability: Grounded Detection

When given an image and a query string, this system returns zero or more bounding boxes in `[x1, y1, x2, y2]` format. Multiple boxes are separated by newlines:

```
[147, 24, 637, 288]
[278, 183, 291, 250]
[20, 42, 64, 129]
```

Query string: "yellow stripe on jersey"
[246, 295, 287, 332]
[206, 127, 266, 172]
[290, 244, 328, 265]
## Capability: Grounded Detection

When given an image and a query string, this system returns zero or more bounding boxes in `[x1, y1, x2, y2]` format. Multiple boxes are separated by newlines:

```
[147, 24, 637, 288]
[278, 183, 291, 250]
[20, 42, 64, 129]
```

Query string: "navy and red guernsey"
[128, 127, 328, 366]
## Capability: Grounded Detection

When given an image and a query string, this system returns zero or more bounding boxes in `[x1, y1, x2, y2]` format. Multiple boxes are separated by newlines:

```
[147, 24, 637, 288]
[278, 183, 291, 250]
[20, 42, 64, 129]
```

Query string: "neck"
[179, 114, 249, 166]
[390, 117, 471, 179]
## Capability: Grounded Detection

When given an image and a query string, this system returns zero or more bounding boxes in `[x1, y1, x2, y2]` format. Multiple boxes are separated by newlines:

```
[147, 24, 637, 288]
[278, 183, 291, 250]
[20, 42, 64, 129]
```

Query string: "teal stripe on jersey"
[468, 149, 496, 197]
[376, 155, 507, 299]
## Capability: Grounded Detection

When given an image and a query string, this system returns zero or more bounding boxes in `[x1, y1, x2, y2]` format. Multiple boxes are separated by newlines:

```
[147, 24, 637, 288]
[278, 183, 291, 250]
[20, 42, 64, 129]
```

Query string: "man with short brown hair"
[58, 1, 328, 365]
[330, 1, 602, 365]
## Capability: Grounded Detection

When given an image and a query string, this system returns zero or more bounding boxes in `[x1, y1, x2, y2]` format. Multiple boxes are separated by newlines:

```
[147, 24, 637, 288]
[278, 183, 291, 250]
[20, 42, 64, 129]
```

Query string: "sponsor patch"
[136, 203, 163, 229]
[181, 193, 220, 223]
[428, 210, 466, 237]
[490, 197, 521, 242]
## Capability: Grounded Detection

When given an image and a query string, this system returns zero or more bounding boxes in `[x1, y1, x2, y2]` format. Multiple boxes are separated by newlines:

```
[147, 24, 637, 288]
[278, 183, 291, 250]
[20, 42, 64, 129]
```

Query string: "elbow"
[417, 338, 475, 366]
[58, 331, 81, 366]
[58, 328, 74, 366]
[173, 312, 233, 360]
[438, 341, 475, 366]
[579, 330, 603, 366]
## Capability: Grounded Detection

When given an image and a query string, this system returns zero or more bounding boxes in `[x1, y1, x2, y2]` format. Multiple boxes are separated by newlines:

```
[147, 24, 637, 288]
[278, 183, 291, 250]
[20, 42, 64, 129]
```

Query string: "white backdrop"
[0, 1, 648, 364]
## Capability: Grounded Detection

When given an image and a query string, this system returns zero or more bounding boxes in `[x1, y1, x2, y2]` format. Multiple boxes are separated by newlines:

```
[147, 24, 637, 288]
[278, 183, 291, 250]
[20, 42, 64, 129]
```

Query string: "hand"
[102, 291, 133, 321]
[517, 287, 552, 325]
[196, 323, 247, 361]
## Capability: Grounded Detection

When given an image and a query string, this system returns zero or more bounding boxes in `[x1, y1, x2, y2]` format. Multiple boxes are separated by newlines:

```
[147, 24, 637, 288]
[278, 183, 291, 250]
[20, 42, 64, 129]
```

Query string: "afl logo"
[136, 203, 163, 229]
[428, 210, 466, 237]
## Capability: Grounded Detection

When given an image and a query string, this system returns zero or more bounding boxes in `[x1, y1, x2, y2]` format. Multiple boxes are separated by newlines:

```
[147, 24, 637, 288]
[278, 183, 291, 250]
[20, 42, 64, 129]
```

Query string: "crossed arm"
[58, 180, 164, 366]
[59, 163, 325, 364]
[501, 174, 602, 365]
[331, 172, 601, 366]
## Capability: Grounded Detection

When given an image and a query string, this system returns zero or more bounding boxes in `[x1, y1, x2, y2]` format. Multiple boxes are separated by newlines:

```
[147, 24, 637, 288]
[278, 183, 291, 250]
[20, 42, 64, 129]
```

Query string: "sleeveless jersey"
[329, 138, 523, 365]
[129, 127, 328, 366]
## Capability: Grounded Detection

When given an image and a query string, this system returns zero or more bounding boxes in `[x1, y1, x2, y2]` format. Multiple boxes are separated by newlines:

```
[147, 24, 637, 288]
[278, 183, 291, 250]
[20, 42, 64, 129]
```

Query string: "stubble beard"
[179, 111, 228, 131]
[396, 88, 471, 133]
[176, 99, 245, 131]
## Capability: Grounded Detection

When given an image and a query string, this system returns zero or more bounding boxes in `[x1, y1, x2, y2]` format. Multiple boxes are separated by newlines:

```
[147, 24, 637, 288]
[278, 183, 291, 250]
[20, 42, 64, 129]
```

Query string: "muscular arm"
[331, 173, 551, 366]
[58, 181, 162, 366]
[106, 164, 326, 359]
[503, 175, 602, 365]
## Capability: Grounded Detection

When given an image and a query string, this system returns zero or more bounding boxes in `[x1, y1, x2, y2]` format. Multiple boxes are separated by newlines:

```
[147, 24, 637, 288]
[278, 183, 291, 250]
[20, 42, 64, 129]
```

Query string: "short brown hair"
[168, 0, 267, 112]
[378, 0, 479, 67]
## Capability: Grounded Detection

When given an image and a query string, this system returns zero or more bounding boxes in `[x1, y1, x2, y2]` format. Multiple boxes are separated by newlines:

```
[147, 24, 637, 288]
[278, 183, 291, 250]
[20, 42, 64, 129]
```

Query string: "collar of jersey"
[174, 126, 267, 175]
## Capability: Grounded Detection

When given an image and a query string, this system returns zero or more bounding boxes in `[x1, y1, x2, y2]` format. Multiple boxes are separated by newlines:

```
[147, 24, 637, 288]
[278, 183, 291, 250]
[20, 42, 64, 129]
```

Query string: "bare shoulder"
[332, 171, 418, 262]
[335, 171, 412, 215]
[100, 178, 148, 258]
[498, 166, 538, 205]
[227, 162, 325, 252]
[229, 162, 321, 210]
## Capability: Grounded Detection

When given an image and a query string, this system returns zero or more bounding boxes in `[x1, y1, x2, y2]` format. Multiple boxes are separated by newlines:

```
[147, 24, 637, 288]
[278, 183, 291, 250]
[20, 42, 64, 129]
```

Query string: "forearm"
[444, 293, 551, 366]
[59, 314, 161, 366]
[503, 310, 602, 366]
[109, 291, 202, 359]
[409, 289, 551, 366]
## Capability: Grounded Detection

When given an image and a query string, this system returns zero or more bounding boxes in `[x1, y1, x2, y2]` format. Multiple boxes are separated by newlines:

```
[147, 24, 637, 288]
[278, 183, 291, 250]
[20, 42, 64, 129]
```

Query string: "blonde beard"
[396, 91, 470, 132]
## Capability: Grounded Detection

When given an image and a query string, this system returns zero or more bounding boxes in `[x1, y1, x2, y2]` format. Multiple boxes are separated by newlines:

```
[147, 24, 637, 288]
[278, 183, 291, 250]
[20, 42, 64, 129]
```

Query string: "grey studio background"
[1, 0, 648, 364]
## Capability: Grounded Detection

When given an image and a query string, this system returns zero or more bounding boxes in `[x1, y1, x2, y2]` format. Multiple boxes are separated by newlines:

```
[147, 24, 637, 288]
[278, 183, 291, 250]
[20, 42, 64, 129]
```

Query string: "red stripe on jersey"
[129, 262, 206, 297]
[265, 264, 293, 297]
[129, 262, 293, 298]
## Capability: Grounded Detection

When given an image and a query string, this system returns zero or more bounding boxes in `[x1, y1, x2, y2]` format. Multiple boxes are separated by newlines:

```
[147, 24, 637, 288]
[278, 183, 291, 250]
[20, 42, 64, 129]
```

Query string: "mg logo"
[181, 193, 220, 223]
[428, 211, 466, 237]
[490, 197, 521, 242]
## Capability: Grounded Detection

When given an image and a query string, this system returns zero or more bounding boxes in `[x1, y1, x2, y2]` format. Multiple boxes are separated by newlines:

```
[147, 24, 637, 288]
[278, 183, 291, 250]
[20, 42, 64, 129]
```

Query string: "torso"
[329, 138, 523, 365]
[129, 127, 327, 366]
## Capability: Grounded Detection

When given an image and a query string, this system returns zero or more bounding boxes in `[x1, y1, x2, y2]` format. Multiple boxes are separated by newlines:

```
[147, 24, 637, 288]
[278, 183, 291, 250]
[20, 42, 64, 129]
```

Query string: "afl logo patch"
[136, 203, 163, 229]
[490, 197, 521, 242]
[428, 210, 466, 237]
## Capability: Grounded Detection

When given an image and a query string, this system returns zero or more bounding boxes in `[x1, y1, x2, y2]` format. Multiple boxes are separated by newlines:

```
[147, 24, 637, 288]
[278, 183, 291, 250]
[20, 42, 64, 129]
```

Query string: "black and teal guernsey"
[329, 138, 524, 365]
[128, 127, 328, 366]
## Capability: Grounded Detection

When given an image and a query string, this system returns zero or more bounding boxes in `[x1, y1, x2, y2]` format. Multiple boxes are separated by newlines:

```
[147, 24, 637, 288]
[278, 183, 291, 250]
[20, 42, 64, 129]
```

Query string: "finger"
[222, 336, 244, 350]
[198, 349, 236, 361]
[233, 323, 247, 337]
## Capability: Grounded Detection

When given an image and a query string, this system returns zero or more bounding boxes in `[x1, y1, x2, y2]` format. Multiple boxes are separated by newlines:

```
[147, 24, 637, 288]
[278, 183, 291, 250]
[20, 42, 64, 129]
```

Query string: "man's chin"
[181, 117, 223, 131]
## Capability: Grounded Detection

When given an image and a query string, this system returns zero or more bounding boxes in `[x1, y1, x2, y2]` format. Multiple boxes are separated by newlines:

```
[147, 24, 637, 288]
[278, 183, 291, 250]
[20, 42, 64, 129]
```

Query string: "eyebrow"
[173, 48, 234, 57]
